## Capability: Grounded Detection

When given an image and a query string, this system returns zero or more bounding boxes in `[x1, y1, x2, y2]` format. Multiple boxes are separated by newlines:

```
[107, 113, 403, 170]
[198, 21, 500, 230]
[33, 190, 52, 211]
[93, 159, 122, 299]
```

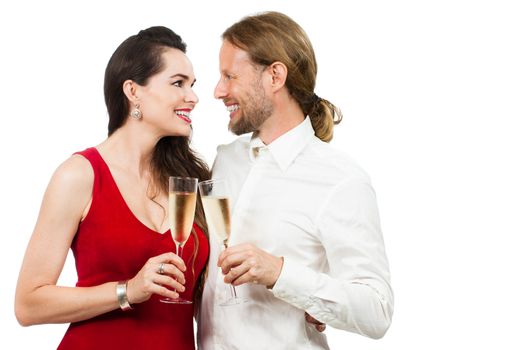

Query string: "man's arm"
[271, 179, 393, 338]
[219, 179, 393, 339]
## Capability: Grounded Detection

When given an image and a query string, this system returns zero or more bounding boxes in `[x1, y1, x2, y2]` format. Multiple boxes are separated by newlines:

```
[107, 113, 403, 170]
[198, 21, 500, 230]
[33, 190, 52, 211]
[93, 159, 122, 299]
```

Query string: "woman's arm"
[15, 154, 189, 326]
[14, 155, 123, 325]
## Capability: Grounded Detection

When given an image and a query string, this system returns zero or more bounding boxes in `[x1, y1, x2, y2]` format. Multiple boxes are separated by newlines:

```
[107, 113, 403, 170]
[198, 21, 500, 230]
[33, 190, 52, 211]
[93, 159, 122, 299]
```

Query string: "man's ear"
[266, 61, 288, 92]
[122, 79, 141, 104]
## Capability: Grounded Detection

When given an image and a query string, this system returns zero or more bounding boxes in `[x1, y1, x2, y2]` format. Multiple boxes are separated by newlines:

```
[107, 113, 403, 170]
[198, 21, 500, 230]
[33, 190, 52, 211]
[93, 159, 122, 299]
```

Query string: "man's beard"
[229, 79, 273, 135]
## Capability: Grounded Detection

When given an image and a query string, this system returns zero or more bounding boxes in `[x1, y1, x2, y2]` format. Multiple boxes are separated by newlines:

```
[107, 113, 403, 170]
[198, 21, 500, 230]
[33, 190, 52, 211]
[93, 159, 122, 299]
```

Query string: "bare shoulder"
[47, 154, 94, 198]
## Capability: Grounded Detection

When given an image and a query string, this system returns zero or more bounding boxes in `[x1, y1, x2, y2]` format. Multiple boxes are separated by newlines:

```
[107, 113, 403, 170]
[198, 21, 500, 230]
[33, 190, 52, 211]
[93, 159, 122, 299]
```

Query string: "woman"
[15, 26, 210, 349]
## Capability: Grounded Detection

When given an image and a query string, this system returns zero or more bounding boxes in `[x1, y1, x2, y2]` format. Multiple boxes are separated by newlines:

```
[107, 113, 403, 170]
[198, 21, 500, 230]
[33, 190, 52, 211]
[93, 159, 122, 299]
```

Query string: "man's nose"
[214, 78, 227, 99]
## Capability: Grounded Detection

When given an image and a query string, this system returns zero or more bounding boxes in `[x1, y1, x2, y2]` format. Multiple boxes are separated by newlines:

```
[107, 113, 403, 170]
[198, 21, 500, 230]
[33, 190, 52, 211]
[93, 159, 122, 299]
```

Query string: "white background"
[1, 0, 518, 349]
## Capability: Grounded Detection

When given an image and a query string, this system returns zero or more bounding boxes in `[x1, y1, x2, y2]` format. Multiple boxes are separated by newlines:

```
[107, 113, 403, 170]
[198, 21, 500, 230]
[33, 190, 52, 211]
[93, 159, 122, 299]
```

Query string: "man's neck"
[258, 98, 305, 145]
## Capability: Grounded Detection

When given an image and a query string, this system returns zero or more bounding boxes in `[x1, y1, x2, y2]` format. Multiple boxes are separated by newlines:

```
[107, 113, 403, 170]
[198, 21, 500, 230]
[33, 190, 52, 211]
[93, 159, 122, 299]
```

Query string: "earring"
[130, 104, 142, 119]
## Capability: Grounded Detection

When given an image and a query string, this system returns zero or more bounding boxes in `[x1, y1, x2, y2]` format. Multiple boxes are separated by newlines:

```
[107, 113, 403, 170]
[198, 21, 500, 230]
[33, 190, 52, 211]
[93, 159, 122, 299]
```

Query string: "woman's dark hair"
[104, 26, 210, 295]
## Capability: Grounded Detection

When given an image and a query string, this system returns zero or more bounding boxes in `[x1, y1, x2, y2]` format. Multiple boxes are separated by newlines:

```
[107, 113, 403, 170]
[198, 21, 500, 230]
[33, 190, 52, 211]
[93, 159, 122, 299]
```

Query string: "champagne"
[169, 191, 197, 244]
[198, 179, 247, 305]
[201, 196, 231, 244]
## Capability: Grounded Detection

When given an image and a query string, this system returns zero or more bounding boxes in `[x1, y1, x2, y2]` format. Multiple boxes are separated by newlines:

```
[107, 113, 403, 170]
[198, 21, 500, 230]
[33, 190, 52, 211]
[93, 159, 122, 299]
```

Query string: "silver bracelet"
[116, 280, 133, 311]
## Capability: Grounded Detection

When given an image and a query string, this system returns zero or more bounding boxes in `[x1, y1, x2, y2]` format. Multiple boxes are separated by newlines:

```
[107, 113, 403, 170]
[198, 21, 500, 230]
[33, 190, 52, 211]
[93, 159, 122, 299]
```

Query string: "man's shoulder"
[216, 135, 250, 157]
[305, 138, 371, 183]
[212, 136, 251, 178]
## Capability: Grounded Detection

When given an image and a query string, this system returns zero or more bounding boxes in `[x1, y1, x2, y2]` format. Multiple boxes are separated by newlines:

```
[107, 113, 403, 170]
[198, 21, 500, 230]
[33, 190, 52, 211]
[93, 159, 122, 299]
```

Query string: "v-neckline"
[92, 147, 170, 235]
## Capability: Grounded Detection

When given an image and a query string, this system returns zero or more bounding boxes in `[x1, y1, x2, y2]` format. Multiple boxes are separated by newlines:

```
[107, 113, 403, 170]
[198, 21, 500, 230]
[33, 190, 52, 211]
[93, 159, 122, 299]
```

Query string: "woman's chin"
[167, 126, 192, 138]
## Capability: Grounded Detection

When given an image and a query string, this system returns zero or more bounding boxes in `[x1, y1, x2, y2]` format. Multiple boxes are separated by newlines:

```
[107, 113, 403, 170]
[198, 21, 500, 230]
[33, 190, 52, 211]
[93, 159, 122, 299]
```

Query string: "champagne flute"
[161, 176, 198, 304]
[199, 179, 247, 306]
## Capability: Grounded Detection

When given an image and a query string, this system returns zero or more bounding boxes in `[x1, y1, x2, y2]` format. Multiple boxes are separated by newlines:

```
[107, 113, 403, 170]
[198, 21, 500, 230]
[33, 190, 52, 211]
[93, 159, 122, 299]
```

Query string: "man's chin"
[229, 126, 247, 136]
[229, 120, 248, 136]
[228, 113, 265, 135]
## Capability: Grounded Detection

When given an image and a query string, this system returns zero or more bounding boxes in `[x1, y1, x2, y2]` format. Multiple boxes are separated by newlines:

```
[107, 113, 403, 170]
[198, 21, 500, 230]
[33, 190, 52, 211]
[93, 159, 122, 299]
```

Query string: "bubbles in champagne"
[168, 191, 197, 244]
[201, 196, 231, 243]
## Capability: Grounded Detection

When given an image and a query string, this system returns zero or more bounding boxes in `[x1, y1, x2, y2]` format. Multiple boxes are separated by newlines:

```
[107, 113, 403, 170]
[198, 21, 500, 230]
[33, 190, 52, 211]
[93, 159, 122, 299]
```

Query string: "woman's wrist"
[116, 280, 133, 311]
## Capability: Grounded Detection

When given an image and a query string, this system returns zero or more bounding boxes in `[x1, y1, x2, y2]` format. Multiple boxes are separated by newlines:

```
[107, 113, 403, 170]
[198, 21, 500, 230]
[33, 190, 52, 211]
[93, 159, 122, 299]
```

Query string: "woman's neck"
[97, 122, 160, 180]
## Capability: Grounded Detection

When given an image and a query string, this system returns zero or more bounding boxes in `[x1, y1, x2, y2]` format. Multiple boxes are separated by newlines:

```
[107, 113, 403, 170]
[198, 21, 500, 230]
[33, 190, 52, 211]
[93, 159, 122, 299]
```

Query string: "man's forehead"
[220, 41, 253, 68]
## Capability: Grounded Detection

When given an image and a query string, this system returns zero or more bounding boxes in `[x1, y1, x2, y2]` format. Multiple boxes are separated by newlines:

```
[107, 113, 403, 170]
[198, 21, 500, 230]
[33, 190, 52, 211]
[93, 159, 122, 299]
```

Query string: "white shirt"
[198, 117, 393, 349]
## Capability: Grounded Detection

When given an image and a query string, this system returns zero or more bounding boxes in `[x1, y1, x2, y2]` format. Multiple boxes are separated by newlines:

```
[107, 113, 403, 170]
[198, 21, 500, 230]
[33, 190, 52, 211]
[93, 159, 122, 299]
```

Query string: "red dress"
[58, 147, 209, 350]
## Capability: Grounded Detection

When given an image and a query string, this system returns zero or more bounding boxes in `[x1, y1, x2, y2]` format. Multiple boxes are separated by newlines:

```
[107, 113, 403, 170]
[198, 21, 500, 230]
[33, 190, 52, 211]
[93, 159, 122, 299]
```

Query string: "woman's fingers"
[157, 262, 185, 284]
[154, 274, 186, 293]
[155, 285, 179, 300]
[154, 252, 186, 272]
[127, 252, 189, 304]
[140, 279, 179, 300]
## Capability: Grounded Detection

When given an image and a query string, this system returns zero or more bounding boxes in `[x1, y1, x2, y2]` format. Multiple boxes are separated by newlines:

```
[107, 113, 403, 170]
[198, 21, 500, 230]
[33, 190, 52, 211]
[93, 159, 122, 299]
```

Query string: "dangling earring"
[130, 104, 142, 119]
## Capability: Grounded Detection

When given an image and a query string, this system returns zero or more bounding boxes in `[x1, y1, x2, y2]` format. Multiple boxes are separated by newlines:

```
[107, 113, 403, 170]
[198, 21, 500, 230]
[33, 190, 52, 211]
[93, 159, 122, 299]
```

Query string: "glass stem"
[230, 285, 238, 298]
[174, 242, 184, 295]
[222, 239, 238, 299]
[176, 242, 184, 259]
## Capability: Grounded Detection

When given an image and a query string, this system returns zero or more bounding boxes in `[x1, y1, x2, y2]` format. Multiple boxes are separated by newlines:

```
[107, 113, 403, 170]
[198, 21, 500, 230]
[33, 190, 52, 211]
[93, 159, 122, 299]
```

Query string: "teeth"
[176, 111, 191, 118]
[227, 104, 239, 112]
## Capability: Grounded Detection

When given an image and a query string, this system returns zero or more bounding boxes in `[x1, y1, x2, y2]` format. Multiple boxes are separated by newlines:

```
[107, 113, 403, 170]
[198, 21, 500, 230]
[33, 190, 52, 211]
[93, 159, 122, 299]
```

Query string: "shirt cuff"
[271, 257, 320, 308]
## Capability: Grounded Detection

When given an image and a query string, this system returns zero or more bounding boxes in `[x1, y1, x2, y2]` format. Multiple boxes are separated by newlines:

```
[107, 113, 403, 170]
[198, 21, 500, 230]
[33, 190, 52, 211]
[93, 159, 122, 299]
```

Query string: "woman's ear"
[122, 79, 140, 104]
[267, 61, 288, 92]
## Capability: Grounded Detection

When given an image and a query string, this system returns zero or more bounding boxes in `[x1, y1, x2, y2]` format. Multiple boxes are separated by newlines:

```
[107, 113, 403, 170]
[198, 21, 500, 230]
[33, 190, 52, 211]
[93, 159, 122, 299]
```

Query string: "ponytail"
[307, 95, 343, 142]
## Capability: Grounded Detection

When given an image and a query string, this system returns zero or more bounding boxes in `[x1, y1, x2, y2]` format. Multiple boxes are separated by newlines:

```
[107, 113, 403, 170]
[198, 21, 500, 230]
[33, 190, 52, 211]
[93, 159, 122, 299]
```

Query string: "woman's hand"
[126, 252, 187, 304]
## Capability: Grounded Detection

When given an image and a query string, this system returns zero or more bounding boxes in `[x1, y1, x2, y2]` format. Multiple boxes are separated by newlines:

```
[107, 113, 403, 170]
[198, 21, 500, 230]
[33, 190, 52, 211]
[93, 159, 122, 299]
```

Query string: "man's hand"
[217, 243, 283, 288]
[305, 312, 326, 332]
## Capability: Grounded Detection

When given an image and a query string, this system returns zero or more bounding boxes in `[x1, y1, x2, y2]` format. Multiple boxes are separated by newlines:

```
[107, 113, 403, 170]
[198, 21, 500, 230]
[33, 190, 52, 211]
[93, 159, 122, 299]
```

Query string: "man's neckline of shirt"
[248, 117, 315, 171]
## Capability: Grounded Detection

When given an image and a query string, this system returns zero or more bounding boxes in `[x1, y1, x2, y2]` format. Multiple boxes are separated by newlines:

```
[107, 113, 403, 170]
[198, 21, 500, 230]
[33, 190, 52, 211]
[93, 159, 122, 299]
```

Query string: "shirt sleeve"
[271, 179, 394, 339]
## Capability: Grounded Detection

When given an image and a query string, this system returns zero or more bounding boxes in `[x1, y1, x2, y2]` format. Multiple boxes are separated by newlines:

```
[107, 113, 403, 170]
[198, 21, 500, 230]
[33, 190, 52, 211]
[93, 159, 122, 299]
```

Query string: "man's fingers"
[230, 270, 257, 286]
[219, 251, 251, 273]
[217, 243, 255, 267]
[305, 312, 322, 324]
[305, 312, 326, 333]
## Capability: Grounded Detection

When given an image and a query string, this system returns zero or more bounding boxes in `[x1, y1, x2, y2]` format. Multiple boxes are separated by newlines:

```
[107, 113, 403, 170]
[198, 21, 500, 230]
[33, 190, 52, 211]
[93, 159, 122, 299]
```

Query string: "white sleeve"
[272, 180, 394, 339]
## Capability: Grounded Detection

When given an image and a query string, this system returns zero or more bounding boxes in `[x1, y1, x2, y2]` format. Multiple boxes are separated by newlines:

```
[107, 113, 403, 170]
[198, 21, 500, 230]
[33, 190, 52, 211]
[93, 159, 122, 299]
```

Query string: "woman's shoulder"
[49, 153, 94, 195]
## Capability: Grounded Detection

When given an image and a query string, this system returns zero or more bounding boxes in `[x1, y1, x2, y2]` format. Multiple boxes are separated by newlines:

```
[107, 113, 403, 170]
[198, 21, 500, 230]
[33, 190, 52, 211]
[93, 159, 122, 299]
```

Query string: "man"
[198, 11, 393, 349]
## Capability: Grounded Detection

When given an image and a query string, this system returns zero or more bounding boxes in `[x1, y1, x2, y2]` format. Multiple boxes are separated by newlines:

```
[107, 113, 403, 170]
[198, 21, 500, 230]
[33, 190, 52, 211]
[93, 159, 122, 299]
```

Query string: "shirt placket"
[230, 149, 266, 245]
[213, 154, 265, 349]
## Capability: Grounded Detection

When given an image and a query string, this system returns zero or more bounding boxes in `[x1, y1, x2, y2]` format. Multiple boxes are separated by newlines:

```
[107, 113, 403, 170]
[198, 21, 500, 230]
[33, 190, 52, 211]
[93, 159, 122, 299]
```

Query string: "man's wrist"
[267, 256, 284, 289]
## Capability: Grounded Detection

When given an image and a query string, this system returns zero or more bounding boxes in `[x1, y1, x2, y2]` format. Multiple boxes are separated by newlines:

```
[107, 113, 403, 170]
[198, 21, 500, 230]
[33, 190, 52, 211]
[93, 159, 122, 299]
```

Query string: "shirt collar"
[248, 136, 267, 161]
[248, 117, 315, 171]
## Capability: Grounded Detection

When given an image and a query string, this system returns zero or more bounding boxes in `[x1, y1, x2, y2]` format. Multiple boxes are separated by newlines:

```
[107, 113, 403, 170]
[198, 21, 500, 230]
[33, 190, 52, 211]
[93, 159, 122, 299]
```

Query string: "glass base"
[220, 297, 248, 307]
[160, 297, 192, 304]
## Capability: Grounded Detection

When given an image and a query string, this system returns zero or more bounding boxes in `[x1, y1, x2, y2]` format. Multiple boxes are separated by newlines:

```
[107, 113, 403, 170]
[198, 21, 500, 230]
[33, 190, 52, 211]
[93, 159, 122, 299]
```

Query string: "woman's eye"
[172, 80, 182, 87]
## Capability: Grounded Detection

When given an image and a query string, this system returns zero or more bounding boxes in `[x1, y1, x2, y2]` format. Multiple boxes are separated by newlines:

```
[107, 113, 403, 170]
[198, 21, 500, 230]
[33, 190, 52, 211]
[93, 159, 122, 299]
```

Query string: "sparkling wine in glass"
[161, 176, 198, 304]
[199, 179, 247, 306]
